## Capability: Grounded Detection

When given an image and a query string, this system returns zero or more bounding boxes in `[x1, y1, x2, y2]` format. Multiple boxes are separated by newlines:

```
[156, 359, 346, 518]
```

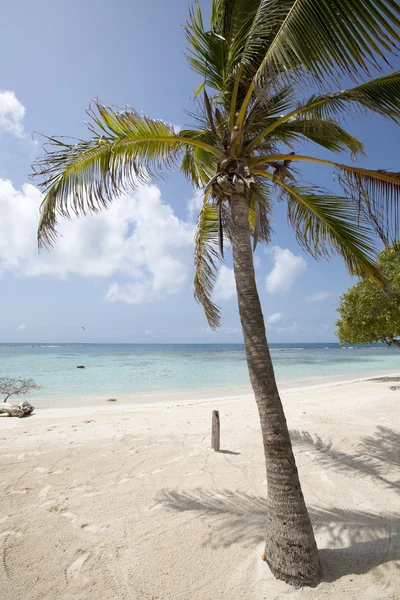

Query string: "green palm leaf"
[185, 3, 227, 94]
[208, 0, 264, 93]
[193, 200, 222, 329]
[254, 0, 400, 85]
[259, 176, 380, 281]
[33, 102, 219, 247]
[248, 178, 274, 247]
[179, 129, 219, 187]
[181, 145, 217, 188]
[272, 118, 365, 157]
[188, 2, 400, 129]
[252, 154, 400, 246]
[297, 71, 400, 124]
[234, 1, 400, 127]
[338, 166, 400, 247]
[246, 71, 400, 151]
[35, 136, 126, 248]
[244, 86, 296, 131]
[211, 0, 261, 44]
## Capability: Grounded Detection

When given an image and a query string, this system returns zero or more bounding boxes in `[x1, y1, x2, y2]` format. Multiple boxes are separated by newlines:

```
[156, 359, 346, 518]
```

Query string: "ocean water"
[0, 343, 399, 408]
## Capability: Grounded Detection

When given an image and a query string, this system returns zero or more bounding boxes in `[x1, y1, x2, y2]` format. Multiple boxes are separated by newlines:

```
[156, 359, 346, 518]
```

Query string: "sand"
[0, 375, 399, 600]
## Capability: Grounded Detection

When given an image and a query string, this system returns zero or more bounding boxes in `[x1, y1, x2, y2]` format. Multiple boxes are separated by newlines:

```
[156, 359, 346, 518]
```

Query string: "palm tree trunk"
[230, 192, 322, 587]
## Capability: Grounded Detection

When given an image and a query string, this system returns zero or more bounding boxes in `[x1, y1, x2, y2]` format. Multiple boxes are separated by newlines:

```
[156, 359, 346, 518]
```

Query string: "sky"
[0, 0, 399, 344]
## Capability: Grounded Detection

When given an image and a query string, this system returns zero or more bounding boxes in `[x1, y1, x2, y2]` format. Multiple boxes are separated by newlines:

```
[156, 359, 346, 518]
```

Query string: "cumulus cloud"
[253, 255, 261, 269]
[0, 91, 25, 137]
[0, 180, 194, 304]
[265, 246, 307, 295]
[307, 291, 332, 302]
[214, 266, 236, 301]
[267, 312, 283, 324]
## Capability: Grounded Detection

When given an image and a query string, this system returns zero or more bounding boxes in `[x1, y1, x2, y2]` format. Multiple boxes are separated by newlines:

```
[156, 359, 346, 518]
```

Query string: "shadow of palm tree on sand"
[159, 426, 400, 582]
[290, 425, 400, 494]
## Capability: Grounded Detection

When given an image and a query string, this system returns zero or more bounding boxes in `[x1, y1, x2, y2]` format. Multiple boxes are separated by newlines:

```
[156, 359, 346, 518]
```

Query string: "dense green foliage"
[336, 246, 400, 346]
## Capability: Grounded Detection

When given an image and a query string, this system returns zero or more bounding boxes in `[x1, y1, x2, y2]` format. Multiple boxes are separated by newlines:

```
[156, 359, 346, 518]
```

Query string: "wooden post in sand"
[211, 410, 220, 451]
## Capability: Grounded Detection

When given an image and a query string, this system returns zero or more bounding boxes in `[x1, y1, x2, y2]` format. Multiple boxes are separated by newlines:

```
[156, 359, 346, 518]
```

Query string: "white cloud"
[0, 91, 25, 137]
[187, 189, 204, 220]
[267, 312, 283, 324]
[214, 266, 236, 301]
[0, 180, 194, 304]
[307, 291, 332, 302]
[265, 246, 307, 295]
[17, 323, 26, 330]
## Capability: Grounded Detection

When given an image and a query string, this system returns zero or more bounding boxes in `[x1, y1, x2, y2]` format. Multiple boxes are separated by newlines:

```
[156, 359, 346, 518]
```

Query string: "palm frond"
[32, 102, 220, 247]
[210, 0, 266, 89]
[252, 154, 400, 246]
[34, 135, 133, 249]
[188, 1, 274, 115]
[272, 117, 365, 158]
[248, 178, 273, 249]
[297, 71, 400, 124]
[185, 3, 227, 93]
[239, 0, 298, 81]
[203, 89, 217, 135]
[181, 146, 217, 188]
[211, 0, 261, 44]
[254, 0, 400, 86]
[194, 200, 223, 329]
[338, 166, 400, 246]
[244, 85, 295, 131]
[234, 0, 400, 127]
[258, 175, 380, 281]
[246, 72, 400, 151]
[179, 129, 218, 187]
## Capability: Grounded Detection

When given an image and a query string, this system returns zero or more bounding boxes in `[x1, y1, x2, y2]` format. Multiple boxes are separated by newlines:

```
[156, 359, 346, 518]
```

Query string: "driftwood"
[0, 401, 35, 418]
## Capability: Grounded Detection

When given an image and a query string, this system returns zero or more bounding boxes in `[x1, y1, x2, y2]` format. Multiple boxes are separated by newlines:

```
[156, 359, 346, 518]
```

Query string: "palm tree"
[33, 0, 400, 588]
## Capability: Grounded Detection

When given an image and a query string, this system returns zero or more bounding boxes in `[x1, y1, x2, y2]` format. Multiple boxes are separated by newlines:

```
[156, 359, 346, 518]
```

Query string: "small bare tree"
[0, 378, 40, 402]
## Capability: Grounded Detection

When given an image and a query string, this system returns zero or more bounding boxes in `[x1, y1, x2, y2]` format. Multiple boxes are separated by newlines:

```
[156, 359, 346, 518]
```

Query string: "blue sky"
[0, 0, 399, 344]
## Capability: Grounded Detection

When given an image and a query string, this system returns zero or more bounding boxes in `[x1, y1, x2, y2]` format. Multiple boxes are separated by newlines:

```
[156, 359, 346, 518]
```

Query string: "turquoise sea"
[0, 343, 399, 408]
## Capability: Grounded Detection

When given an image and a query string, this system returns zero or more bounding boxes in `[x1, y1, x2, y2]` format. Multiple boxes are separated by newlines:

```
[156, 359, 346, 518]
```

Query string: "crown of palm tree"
[33, 0, 400, 329]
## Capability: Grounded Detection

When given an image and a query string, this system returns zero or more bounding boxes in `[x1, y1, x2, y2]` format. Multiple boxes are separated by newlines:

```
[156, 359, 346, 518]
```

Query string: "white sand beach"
[1, 375, 399, 599]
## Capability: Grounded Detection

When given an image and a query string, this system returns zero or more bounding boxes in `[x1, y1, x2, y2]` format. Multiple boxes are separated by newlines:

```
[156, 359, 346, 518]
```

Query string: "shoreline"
[13, 367, 400, 418]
